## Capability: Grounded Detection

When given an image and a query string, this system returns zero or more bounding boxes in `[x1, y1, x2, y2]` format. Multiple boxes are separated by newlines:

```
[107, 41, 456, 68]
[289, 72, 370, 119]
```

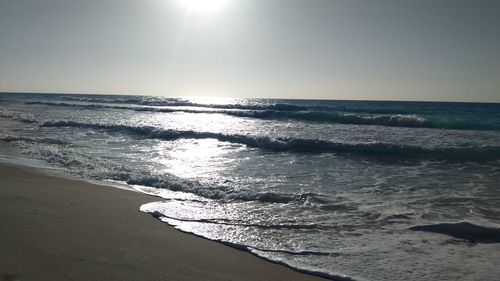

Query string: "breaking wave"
[26, 101, 500, 130]
[0, 134, 68, 145]
[11, 141, 324, 205]
[40, 120, 500, 161]
[0, 109, 37, 123]
[126, 174, 322, 204]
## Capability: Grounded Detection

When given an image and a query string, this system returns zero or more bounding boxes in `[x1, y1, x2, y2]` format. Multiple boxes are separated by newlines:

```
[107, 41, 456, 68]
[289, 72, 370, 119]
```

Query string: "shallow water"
[1, 93, 500, 280]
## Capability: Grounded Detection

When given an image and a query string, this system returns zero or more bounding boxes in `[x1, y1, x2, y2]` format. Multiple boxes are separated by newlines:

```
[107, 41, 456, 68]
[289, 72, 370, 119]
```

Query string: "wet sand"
[0, 164, 328, 281]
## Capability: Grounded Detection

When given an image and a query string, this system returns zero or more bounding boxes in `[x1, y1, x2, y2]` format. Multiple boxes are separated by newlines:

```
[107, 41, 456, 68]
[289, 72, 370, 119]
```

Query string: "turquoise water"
[1, 93, 500, 280]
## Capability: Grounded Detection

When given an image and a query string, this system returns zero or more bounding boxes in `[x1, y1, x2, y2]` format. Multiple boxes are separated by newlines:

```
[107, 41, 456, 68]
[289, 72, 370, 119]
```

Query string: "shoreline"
[0, 163, 331, 281]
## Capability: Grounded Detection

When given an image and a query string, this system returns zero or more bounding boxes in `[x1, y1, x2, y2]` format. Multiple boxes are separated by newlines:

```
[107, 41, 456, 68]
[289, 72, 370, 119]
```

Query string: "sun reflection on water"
[152, 139, 242, 180]
[184, 96, 248, 106]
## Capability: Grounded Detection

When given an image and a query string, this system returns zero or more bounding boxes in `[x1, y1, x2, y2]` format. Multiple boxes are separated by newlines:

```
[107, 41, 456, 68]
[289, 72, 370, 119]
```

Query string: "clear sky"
[1, 0, 499, 102]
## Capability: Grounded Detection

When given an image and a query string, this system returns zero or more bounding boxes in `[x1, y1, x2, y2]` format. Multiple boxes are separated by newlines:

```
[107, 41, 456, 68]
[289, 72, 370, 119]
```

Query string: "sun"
[177, 0, 229, 13]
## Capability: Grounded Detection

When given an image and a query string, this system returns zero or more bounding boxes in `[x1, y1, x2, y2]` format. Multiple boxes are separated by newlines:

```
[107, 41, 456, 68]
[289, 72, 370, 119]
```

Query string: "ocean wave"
[28, 100, 309, 113]
[12, 141, 322, 204]
[250, 247, 339, 257]
[148, 211, 322, 230]
[40, 120, 500, 161]
[16, 142, 135, 181]
[55, 95, 409, 116]
[232, 111, 429, 128]
[26, 101, 500, 130]
[53, 96, 308, 111]
[143, 206, 357, 281]
[127, 173, 321, 204]
[0, 109, 37, 123]
[26, 101, 149, 111]
[0, 134, 69, 145]
[410, 222, 500, 243]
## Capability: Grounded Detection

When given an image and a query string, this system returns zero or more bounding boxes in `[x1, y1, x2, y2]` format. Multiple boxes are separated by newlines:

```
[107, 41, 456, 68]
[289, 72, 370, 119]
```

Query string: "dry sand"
[0, 164, 329, 281]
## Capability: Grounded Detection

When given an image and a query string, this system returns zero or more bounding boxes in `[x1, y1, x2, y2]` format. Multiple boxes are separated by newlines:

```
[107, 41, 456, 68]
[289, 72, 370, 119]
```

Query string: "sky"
[0, 0, 499, 102]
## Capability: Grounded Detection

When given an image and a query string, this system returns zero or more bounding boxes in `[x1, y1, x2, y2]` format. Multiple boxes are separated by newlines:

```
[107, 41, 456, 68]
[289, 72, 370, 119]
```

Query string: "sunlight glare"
[177, 0, 230, 13]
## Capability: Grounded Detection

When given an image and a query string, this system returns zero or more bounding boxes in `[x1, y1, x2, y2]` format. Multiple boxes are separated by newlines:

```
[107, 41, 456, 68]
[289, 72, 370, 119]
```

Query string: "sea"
[1, 92, 500, 281]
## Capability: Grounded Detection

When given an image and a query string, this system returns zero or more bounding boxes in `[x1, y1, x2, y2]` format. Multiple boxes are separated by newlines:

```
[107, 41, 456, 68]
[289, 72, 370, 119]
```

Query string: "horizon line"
[1, 91, 499, 105]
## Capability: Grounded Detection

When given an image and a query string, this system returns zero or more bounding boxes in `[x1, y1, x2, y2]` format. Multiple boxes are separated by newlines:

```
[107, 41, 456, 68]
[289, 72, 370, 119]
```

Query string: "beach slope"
[0, 164, 327, 281]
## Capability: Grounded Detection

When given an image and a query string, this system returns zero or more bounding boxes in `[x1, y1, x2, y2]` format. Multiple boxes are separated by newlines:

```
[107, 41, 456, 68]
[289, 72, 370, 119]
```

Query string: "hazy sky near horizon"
[1, 0, 499, 102]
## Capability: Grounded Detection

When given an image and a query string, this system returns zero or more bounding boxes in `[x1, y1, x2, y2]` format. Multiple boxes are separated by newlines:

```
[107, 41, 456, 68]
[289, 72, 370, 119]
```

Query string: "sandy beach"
[0, 164, 328, 281]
